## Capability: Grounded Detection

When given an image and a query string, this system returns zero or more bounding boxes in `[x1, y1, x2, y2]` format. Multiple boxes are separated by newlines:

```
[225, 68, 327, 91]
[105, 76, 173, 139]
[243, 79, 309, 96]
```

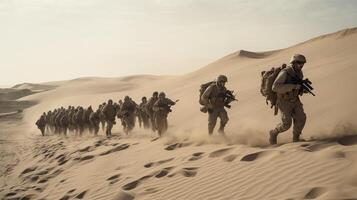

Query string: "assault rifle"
[223, 90, 238, 109]
[291, 77, 315, 96]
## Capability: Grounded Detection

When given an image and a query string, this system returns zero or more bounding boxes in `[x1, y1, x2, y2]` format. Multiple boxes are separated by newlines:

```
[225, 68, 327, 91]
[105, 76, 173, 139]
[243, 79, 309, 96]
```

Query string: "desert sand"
[1, 27, 357, 200]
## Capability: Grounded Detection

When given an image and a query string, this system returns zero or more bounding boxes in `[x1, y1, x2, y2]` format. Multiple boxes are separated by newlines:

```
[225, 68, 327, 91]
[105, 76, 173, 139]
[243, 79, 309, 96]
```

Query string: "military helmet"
[216, 75, 228, 83]
[142, 96, 147, 100]
[159, 92, 166, 98]
[153, 91, 158, 96]
[290, 54, 306, 64]
[108, 99, 113, 104]
[124, 96, 130, 101]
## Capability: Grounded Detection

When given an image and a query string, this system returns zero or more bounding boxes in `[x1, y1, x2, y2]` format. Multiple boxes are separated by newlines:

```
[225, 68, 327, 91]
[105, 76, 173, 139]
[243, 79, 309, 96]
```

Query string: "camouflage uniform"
[119, 97, 137, 134]
[75, 107, 85, 135]
[139, 97, 150, 129]
[269, 54, 307, 144]
[153, 93, 176, 136]
[36, 113, 46, 136]
[102, 100, 116, 136]
[59, 111, 69, 135]
[146, 92, 159, 131]
[201, 75, 229, 135]
[89, 110, 101, 135]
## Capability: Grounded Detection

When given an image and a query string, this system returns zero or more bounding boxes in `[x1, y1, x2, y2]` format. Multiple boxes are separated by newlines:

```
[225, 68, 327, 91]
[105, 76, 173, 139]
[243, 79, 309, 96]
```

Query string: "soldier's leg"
[208, 110, 219, 135]
[269, 101, 293, 144]
[164, 118, 168, 133]
[40, 127, 45, 136]
[150, 112, 156, 131]
[63, 127, 67, 136]
[218, 109, 229, 134]
[95, 124, 99, 135]
[292, 103, 306, 142]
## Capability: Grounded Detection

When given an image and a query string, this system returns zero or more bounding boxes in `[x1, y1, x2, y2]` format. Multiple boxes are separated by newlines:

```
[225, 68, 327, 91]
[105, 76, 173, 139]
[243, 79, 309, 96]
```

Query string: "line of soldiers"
[36, 54, 312, 145]
[35, 92, 178, 137]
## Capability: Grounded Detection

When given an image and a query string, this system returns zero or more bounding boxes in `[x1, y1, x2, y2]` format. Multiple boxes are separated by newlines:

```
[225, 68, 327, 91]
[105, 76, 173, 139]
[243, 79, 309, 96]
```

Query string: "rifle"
[290, 76, 316, 96]
[224, 90, 238, 109]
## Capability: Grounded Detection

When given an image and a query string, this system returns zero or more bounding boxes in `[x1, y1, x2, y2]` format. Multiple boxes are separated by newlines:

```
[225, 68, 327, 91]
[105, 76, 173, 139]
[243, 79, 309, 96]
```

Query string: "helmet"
[153, 91, 158, 96]
[216, 75, 228, 83]
[142, 96, 147, 101]
[159, 92, 166, 98]
[124, 96, 130, 101]
[290, 54, 306, 64]
[108, 99, 113, 104]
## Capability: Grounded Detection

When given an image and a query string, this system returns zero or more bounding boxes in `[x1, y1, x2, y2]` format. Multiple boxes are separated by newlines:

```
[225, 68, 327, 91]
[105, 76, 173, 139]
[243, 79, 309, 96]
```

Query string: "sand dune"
[1, 27, 357, 200]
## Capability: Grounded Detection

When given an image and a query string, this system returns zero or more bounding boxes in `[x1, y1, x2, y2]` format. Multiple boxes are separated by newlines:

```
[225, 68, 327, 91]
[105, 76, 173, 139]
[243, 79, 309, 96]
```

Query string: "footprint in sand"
[74, 190, 88, 199]
[302, 142, 336, 152]
[122, 175, 152, 191]
[20, 166, 37, 176]
[165, 142, 191, 151]
[79, 155, 95, 161]
[209, 148, 233, 158]
[240, 151, 281, 162]
[107, 174, 121, 185]
[337, 135, 357, 146]
[78, 146, 95, 153]
[112, 190, 135, 200]
[59, 194, 71, 200]
[142, 187, 159, 194]
[223, 154, 239, 162]
[240, 151, 264, 162]
[154, 167, 174, 178]
[68, 189, 76, 194]
[99, 144, 130, 156]
[188, 152, 205, 161]
[57, 155, 70, 166]
[144, 158, 174, 168]
[304, 187, 327, 199]
[168, 167, 199, 178]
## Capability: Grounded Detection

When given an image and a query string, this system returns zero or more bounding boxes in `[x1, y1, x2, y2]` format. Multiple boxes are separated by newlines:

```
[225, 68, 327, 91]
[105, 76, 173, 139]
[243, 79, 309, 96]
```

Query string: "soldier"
[45, 111, 52, 133]
[89, 108, 101, 135]
[102, 99, 117, 137]
[139, 96, 150, 129]
[146, 91, 159, 131]
[54, 109, 63, 134]
[36, 112, 46, 136]
[75, 107, 85, 135]
[201, 75, 231, 135]
[99, 103, 107, 131]
[119, 96, 137, 134]
[269, 54, 308, 144]
[82, 106, 93, 133]
[59, 110, 69, 136]
[153, 92, 177, 136]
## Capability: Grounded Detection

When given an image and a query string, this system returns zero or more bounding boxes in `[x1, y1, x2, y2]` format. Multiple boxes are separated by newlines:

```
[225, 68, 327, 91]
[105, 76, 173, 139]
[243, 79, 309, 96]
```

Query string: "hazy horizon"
[1, 0, 357, 86]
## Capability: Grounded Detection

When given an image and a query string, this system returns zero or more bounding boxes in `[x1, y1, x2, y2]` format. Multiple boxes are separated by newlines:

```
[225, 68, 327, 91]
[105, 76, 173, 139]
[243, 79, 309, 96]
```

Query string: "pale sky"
[1, 0, 357, 86]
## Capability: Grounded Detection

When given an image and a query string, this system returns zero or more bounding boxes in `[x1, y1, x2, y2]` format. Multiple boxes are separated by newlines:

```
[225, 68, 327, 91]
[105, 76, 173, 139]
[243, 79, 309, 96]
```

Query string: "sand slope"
[1, 27, 357, 200]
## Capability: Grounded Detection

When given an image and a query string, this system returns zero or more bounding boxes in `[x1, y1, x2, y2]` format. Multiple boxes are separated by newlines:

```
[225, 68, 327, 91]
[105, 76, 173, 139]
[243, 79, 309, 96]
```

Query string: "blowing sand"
[1, 28, 357, 200]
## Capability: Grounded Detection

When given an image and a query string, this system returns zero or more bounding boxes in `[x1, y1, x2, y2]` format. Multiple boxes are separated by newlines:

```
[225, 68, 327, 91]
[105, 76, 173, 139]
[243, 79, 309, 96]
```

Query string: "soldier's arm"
[201, 85, 213, 105]
[272, 70, 297, 94]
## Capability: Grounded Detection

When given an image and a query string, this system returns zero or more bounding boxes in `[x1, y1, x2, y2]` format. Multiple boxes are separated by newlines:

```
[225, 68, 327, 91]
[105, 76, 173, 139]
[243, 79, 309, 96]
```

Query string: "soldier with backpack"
[261, 54, 313, 144]
[200, 75, 237, 135]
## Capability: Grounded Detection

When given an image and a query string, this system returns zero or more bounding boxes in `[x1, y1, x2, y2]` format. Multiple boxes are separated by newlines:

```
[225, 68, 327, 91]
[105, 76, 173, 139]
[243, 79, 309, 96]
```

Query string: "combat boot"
[218, 125, 225, 135]
[293, 134, 303, 142]
[269, 130, 278, 145]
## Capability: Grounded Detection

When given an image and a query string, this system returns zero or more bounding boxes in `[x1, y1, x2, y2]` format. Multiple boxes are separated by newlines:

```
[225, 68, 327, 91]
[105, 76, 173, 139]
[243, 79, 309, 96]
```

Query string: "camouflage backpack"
[199, 81, 215, 105]
[260, 64, 286, 115]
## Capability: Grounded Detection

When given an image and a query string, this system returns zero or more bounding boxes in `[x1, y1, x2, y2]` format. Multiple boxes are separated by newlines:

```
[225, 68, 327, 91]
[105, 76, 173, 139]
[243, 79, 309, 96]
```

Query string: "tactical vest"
[278, 66, 304, 102]
[209, 84, 227, 108]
